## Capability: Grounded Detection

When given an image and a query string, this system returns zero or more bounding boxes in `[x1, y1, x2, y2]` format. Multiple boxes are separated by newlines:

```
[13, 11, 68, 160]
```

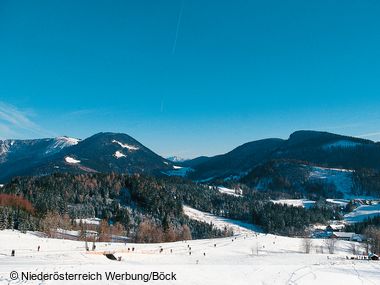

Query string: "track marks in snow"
[287, 266, 316, 285]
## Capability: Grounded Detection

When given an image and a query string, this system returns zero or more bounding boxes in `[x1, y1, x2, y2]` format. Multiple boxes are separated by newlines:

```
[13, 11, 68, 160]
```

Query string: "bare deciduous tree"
[98, 219, 111, 242]
[350, 243, 357, 255]
[364, 226, 380, 254]
[181, 225, 192, 241]
[135, 220, 163, 243]
[324, 238, 337, 254]
[302, 238, 313, 254]
[41, 212, 71, 237]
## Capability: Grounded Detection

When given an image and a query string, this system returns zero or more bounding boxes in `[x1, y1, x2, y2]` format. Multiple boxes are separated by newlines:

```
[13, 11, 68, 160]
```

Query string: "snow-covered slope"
[1, 207, 380, 285]
[217, 186, 243, 197]
[166, 156, 187, 163]
[309, 166, 354, 198]
[344, 203, 380, 223]
[112, 139, 139, 151]
[271, 199, 316, 209]
[183, 205, 260, 234]
[323, 140, 362, 150]
[326, 199, 350, 207]
[114, 151, 126, 159]
[0, 133, 175, 182]
[46, 136, 80, 154]
[65, 156, 80, 164]
[0, 140, 13, 157]
[162, 166, 193, 177]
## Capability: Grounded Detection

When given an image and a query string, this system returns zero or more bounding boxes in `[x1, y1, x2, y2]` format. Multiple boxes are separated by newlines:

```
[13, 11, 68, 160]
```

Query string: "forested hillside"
[0, 173, 337, 238]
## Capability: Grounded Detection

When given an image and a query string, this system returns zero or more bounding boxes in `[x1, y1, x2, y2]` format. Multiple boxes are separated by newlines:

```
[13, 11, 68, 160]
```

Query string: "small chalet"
[331, 232, 364, 242]
[369, 253, 379, 261]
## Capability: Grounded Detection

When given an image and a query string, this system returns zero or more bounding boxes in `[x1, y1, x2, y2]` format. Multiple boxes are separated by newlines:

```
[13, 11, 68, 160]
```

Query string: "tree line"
[0, 173, 337, 239]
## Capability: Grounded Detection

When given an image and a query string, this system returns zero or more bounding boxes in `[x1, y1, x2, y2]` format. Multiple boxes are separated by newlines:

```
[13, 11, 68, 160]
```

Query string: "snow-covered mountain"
[187, 130, 380, 181]
[166, 156, 188, 163]
[46, 136, 80, 153]
[0, 133, 173, 182]
[0, 136, 79, 159]
[2, 130, 380, 199]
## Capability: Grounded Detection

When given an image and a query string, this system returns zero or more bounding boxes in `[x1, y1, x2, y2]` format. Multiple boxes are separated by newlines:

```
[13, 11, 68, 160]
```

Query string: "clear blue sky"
[1, 0, 380, 158]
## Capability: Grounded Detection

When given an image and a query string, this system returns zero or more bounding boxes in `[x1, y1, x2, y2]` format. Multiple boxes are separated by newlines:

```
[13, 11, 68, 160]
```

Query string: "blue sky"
[1, 0, 380, 158]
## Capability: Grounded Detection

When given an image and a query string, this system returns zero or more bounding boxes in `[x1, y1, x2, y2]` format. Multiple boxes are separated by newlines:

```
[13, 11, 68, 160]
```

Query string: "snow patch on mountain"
[326, 199, 350, 207]
[65, 156, 81, 164]
[271, 199, 316, 209]
[217, 186, 243, 197]
[167, 156, 187, 162]
[344, 203, 380, 223]
[112, 140, 139, 151]
[0, 140, 12, 156]
[309, 166, 354, 198]
[323, 140, 362, 150]
[56, 136, 80, 146]
[46, 136, 80, 154]
[114, 151, 126, 159]
[162, 167, 193, 177]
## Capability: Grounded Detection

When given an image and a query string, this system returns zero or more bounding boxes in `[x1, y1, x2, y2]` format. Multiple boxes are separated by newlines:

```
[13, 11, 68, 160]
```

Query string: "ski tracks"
[286, 265, 316, 285]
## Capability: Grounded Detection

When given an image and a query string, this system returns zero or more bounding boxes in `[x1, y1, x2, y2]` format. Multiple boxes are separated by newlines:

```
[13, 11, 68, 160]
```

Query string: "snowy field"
[344, 203, 380, 223]
[271, 199, 316, 209]
[217, 186, 243, 197]
[1, 207, 380, 285]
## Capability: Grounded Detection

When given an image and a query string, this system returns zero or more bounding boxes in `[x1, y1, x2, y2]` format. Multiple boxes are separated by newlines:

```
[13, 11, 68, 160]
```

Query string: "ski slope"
[1, 207, 380, 284]
[344, 203, 380, 223]
[309, 166, 354, 198]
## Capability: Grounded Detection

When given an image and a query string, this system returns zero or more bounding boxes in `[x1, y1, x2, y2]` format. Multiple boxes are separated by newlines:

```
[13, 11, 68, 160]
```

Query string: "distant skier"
[37, 245, 40, 252]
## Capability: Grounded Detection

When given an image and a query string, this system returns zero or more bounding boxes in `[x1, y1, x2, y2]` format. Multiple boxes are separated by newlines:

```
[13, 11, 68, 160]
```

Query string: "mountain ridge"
[0, 132, 174, 182]
[1, 130, 379, 184]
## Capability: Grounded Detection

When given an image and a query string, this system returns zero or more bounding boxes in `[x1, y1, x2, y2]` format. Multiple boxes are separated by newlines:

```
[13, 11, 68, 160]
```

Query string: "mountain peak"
[167, 156, 187, 163]
[288, 130, 373, 146]
[289, 130, 333, 140]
